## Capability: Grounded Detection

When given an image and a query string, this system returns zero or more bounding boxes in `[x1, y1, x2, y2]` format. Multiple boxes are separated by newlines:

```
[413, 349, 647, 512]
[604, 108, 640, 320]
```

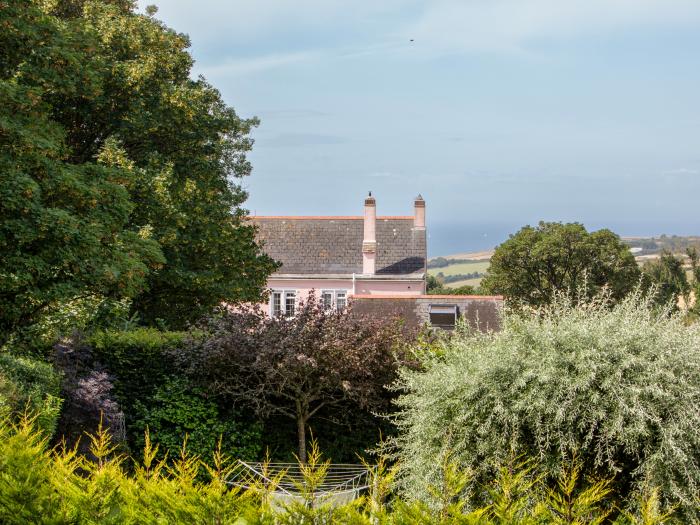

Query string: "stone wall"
[351, 295, 503, 332]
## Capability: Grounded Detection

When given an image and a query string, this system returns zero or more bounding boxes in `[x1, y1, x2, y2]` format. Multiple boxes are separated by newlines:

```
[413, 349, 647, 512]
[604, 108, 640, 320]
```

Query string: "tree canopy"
[641, 251, 689, 309]
[641, 248, 700, 313]
[481, 221, 640, 306]
[0, 0, 277, 341]
[178, 296, 410, 462]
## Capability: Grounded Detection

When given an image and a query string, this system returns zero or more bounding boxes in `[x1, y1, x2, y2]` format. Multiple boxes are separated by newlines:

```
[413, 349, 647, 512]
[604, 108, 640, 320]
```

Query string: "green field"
[443, 277, 484, 289]
[428, 260, 490, 289]
[428, 260, 490, 277]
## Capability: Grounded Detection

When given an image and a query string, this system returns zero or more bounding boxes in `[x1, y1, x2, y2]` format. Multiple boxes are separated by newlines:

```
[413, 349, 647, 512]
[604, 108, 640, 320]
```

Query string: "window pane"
[321, 291, 333, 310]
[272, 292, 282, 317]
[285, 292, 296, 316]
[336, 292, 347, 311]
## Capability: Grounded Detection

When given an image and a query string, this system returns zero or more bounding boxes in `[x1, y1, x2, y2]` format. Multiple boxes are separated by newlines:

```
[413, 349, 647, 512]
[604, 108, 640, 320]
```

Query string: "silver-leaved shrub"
[393, 291, 700, 519]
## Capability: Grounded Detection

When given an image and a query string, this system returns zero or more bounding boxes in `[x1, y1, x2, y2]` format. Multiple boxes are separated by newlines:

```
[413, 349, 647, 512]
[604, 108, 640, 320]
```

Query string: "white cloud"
[261, 133, 347, 147]
[662, 167, 699, 175]
[198, 50, 323, 76]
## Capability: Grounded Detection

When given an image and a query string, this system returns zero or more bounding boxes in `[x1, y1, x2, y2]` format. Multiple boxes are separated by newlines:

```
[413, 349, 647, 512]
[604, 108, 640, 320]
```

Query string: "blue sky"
[139, 0, 700, 255]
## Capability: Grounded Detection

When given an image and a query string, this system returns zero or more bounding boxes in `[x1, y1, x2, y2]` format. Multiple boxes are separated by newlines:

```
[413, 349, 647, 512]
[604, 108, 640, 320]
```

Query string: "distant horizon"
[427, 220, 700, 257]
[246, 200, 700, 257]
[140, 1, 700, 245]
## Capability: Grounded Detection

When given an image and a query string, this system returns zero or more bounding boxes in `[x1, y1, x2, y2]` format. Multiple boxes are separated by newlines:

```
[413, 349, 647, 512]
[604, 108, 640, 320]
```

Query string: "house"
[250, 194, 502, 331]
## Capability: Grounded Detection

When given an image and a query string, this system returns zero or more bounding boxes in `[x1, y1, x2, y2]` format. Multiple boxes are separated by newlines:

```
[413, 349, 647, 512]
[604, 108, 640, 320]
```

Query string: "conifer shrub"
[392, 291, 700, 520]
[0, 353, 62, 436]
[0, 412, 678, 524]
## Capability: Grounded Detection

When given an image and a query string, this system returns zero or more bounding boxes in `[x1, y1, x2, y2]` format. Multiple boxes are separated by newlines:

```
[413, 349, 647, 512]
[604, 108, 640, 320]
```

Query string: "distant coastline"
[428, 221, 700, 258]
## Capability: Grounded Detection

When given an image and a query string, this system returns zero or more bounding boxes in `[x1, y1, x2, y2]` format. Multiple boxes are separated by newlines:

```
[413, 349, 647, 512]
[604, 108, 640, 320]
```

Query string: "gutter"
[270, 273, 426, 281]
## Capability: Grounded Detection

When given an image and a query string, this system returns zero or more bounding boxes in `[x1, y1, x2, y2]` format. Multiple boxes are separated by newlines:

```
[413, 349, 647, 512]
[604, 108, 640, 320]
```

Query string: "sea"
[428, 220, 700, 258]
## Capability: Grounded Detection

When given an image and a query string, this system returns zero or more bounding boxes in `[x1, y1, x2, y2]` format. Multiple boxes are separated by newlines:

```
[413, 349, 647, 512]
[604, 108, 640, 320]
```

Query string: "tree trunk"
[297, 412, 307, 463]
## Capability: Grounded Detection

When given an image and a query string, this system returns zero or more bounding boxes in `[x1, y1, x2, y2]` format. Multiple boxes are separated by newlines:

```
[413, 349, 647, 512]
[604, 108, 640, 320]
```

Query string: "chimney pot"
[414, 194, 426, 229]
[363, 193, 377, 274]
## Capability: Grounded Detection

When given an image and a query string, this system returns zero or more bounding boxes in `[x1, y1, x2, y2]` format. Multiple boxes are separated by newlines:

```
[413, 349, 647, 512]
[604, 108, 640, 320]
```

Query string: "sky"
[138, 0, 700, 255]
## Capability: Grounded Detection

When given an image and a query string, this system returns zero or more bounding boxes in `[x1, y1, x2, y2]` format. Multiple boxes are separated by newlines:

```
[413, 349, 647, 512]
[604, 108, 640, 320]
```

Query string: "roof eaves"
[351, 294, 504, 300]
[270, 273, 426, 280]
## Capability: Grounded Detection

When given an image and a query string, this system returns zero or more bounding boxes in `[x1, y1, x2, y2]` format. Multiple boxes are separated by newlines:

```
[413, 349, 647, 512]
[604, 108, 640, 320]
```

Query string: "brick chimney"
[414, 194, 425, 229]
[362, 192, 377, 274]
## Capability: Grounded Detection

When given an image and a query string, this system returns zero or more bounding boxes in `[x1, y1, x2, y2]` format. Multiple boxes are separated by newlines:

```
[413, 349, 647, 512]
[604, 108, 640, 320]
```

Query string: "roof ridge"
[248, 215, 414, 220]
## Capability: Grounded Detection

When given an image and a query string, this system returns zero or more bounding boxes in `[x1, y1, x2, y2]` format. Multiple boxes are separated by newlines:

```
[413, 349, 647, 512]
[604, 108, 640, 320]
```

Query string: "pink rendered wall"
[267, 278, 423, 298]
[267, 279, 353, 298]
[256, 277, 424, 313]
[353, 279, 424, 295]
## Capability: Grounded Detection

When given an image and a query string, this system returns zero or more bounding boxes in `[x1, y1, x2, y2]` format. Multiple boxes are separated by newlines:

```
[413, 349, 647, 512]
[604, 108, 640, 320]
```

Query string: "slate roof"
[250, 216, 426, 276]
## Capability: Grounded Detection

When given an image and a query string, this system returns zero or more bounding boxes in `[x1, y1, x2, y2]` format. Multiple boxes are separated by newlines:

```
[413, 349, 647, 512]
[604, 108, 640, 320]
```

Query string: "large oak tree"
[1, 0, 277, 340]
[481, 221, 640, 306]
[0, 0, 163, 342]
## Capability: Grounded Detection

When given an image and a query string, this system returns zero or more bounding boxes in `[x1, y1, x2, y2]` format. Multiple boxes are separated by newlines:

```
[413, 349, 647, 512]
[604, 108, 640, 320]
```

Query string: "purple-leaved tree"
[178, 294, 412, 462]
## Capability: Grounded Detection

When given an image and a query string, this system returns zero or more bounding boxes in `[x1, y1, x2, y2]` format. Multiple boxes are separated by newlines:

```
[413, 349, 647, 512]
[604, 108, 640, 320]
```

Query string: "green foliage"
[180, 298, 410, 462]
[9, 296, 137, 356]
[428, 257, 487, 270]
[88, 329, 184, 445]
[85, 329, 260, 461]
[393, 291, 700, 520]
[686, 247, 700, 317]
[427, 274, 483, 295]
[0, 413, 681, 523]
[0, 0, 277, 343]
[541, 457, 612, 524]
[482, 221, 640, 306]
[133, 377, 262, 463]
[0, 0, 164, 345]
[0, 353, 62, 436]
[486, 457, 542, 523]
[641, 251, 690, 310]
[48, 0, 278, 328]
[260, 405, 397, 463]
[0, 415, 68, 524]
[89, 328, 186, 401]
[435, 271, 485, 284]
[618, 486, 678, 525]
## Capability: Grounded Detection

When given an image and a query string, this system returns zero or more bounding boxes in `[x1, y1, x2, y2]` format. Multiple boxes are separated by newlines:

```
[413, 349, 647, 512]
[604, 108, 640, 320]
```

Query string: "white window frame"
[320, 290, 334, 310]
[336, 291, 347, 311]
[320, 289, 349, 312]
[270, 289, 297, 317]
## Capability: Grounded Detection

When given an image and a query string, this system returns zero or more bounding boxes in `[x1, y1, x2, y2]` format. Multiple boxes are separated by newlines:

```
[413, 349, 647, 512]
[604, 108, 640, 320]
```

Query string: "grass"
[428, 260, 490, 290]
[428, 260, 490, 278]
[445, 277, 484, 289]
